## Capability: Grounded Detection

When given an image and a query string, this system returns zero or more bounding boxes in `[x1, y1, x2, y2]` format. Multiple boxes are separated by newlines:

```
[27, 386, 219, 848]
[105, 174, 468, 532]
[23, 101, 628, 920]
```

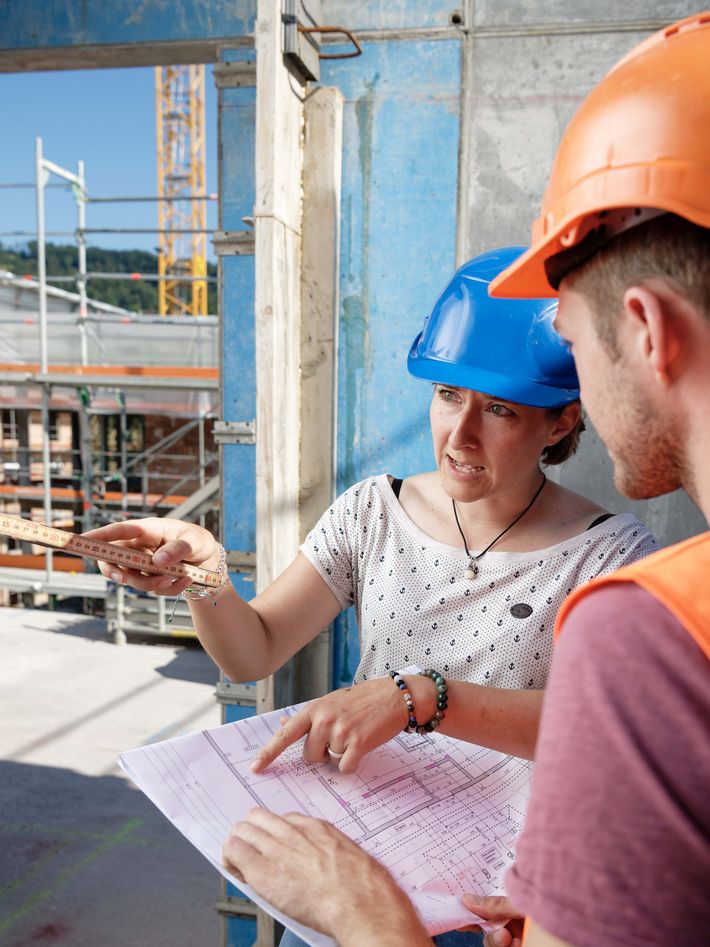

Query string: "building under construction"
[0, 64, 219, 638]
[0, 3, 706, 947]
[0, 269, 218, 632]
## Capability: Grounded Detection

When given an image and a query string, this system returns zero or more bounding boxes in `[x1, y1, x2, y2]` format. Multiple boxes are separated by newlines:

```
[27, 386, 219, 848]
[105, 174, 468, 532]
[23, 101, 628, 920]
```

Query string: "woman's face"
[429, 385, 575, 502]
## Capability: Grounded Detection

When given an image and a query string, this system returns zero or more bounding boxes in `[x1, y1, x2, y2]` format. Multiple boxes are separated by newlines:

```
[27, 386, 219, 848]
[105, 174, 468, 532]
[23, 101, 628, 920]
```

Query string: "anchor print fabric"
[301, 475, 657, 688]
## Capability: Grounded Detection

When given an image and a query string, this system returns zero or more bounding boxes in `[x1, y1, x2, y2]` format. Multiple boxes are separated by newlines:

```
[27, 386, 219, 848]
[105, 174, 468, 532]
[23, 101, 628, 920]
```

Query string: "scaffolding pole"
[76, 159, 89, 366]
[119, 391, 128, 523]
[78, 388, 94, 534]
[87, 194, 217, 203]
[0, 227, 214, 237]
[35, 137, 53, 581]
[34, 137, 89, 572]
[42, 272, 217, 283]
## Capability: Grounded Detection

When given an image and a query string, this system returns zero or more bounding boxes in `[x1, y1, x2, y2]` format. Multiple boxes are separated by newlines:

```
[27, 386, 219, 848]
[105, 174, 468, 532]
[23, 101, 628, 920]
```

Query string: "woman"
[90, 247, 655, 765]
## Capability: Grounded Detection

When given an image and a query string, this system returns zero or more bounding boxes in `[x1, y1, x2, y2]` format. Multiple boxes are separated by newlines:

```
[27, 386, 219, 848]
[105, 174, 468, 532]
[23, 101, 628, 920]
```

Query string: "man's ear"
[622, 283, 683, 385]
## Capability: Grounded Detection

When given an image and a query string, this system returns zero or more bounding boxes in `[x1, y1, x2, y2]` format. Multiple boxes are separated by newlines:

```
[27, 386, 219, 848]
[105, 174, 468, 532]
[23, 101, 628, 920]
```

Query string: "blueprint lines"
[119, 704, 532, 944]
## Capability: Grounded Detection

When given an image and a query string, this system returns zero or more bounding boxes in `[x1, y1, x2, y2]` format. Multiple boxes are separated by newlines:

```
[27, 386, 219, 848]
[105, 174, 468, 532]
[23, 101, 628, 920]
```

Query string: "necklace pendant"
[464, 562, 478, 580]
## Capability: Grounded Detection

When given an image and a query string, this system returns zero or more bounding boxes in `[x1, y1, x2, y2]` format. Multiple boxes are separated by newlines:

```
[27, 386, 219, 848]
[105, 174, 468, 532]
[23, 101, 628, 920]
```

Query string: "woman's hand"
[250, 675, 436, 775]
[84, 517, 221, 597]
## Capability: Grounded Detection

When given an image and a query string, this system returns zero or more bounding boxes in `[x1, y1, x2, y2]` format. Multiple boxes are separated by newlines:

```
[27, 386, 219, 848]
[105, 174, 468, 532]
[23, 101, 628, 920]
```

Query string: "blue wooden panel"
[322, 38, 462, 682]
[222, 256, 256, 568]
[0, 1, 255, 50]
[224, 911, 257, 947]
[220, 53, 257, 583]
[222, 443, 256, 575]
[223, 704, 258, 946]
[223, 702, 256, 724]
[222, 256, 256, 419]
[218, 51, 258, 947]
[220, 50, 258, 227]
[221, 684, 259, 947]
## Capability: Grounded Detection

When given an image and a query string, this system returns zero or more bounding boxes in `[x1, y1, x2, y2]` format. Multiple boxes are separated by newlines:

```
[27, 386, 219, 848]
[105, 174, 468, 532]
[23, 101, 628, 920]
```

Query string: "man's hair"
[566, 214, 710, 355]
[541, 406, 585, 466]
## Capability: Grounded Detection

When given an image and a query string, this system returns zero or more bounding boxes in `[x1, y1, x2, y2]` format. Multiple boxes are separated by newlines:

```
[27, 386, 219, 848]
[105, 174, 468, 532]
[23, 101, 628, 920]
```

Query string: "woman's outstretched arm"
[86, 518, 342, 681]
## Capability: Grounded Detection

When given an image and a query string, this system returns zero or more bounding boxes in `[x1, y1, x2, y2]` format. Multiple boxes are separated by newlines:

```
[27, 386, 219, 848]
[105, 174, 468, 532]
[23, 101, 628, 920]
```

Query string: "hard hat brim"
[408, 355, 579, 409]
[490, 188, 710, 300]
[491, 14, 710, 300]
[488, 239, 554, 299]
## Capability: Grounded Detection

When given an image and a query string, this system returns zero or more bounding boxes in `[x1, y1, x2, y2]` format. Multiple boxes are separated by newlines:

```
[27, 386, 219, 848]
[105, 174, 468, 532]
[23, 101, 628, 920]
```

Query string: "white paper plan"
[119, 704, 532, 946]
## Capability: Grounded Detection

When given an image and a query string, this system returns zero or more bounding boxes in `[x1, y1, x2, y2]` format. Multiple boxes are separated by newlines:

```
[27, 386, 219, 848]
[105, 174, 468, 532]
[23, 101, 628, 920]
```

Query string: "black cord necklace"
[452, 473, 547, 580]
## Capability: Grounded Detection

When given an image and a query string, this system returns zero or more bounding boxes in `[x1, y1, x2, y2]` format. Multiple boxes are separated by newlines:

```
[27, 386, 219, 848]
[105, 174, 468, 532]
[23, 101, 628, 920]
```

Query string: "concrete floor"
[0, 606, 224, 947]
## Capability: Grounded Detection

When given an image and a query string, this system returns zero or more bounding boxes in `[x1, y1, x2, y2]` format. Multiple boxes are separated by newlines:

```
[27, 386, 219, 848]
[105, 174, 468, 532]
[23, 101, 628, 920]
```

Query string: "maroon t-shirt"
[507, 583, 710, 947]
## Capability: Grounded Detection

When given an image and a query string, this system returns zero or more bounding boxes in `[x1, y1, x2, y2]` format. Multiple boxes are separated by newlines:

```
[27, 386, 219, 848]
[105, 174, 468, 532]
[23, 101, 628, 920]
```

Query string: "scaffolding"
[0, 138, 220, 640]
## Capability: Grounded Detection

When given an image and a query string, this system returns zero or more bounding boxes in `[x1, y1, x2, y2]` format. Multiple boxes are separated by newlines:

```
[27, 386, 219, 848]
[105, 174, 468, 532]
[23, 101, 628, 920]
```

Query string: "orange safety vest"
[520, 531, 710, 946]
[554, 530, 710, 660]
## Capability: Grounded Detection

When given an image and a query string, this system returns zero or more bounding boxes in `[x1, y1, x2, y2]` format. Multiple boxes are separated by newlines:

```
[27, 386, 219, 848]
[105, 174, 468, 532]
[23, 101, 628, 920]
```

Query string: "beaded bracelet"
[389, 670, 418, 733]
[168, 544, 230, 623]
[415, 668, 448, 735]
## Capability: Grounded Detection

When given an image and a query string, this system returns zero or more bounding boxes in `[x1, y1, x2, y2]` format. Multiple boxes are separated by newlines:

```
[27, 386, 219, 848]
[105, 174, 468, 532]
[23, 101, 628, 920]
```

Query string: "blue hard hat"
[407, 247, 579, 408]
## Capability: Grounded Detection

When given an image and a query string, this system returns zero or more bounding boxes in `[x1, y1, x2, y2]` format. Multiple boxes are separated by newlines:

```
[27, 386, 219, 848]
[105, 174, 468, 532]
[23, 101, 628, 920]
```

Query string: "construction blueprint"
[119, 704, 532, 946]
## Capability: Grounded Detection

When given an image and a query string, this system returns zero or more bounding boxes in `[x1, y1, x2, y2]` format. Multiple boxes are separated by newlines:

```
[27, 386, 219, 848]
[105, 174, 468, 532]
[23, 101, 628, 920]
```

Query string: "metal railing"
[0, 435, 217, 527]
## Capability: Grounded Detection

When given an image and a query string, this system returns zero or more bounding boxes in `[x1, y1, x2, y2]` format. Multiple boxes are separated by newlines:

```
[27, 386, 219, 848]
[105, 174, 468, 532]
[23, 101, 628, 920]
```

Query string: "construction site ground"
[0, 605, 224, 947]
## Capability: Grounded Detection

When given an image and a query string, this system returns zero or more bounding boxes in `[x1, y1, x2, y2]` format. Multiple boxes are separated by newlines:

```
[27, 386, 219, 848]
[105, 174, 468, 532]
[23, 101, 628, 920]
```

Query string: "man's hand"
[223, 809, 432, 946]
[459, 895, 524, 947]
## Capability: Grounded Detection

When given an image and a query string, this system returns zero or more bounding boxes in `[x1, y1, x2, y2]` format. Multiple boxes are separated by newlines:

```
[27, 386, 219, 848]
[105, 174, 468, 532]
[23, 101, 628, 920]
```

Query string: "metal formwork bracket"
[282, 0, 322, 81]
[215, 895, 258, 918]
[213, 420, 256, 444]
[216, 680, 257, 706]
[212, 229, 255, 256]
[212, 60, 257, 89]
[226, 549, 256, 574]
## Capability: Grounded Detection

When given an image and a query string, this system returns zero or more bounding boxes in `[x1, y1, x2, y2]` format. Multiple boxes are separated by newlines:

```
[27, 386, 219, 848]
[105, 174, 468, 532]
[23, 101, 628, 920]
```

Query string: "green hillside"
[0, 241, 218, 314]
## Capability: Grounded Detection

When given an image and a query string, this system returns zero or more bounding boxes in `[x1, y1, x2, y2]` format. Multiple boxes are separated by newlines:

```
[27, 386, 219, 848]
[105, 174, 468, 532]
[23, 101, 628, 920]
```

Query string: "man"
[223, 14, 710, 946]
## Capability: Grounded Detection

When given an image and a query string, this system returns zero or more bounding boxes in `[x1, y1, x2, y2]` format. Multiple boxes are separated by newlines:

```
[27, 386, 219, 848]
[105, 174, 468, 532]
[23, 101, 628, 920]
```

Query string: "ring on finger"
[326, 744, 345, 761]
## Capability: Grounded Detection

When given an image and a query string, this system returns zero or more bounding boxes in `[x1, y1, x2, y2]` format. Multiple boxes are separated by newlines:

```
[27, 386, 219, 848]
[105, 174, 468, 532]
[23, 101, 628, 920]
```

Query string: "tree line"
[0, 241, 218, 314]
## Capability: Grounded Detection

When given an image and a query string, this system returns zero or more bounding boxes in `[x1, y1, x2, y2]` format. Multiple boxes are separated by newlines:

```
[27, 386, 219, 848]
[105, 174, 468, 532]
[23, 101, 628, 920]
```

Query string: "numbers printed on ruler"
[0, 513, 219, 587]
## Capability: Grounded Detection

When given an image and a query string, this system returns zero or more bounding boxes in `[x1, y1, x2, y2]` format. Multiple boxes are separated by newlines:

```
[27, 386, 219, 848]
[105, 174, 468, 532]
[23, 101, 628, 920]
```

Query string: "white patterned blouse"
[300, 475, 657, 688]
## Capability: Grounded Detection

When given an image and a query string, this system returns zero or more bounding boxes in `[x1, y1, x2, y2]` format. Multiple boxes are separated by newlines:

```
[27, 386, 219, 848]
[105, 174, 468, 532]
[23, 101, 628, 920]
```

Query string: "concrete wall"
[318, 1, 706, 682]
[457, 0, 705, 545]
[320, 2, 463, 682]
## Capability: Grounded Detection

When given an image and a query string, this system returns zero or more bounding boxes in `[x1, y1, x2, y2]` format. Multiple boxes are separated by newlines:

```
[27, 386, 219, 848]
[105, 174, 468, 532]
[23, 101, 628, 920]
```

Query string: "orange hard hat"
[490, 12, 710, 298]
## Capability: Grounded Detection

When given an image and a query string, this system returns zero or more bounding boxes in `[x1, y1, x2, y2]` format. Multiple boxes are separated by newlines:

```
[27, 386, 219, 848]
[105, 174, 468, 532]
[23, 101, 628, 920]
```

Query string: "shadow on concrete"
[154, 647, 219, 687]
[15, 607, 220, 688]
[18, 613, 110, 643]
[0, 760, 221, 947]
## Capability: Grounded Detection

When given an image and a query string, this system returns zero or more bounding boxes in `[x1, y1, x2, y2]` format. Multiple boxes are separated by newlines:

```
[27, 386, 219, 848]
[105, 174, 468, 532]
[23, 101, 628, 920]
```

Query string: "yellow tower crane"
[155, 64, 208, 316]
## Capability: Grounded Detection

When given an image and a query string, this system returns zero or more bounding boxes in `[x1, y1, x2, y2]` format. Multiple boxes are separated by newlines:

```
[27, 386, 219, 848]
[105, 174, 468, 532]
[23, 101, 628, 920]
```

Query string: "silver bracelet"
[168, 544, 229, 622]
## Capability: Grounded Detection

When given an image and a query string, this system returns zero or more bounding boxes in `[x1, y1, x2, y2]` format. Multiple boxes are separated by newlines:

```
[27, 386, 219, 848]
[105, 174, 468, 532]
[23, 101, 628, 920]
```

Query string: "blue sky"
[0, 66, 218, 261]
